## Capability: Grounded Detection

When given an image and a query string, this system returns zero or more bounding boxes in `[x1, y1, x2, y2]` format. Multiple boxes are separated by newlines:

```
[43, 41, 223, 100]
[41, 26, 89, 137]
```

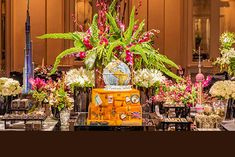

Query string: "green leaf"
[109, 0, 118, 13]
[106, 13, 121, 35]
[85, 48, 97, 70]
[124, 7, 135, 44]
[156, 63, 182, 81]
[90, 14, 99, 45]
[107, 40, 125, 61]
[37, 33, 75, 40]
[142, 43, 179, 69]
[155, 53, 179, 69]
[71, 32, 85, 41]
[132, 20, 145, 41]
[130, 45, 148, 64]
[74, 40, 84, 48]
[50, 47, 85, 74]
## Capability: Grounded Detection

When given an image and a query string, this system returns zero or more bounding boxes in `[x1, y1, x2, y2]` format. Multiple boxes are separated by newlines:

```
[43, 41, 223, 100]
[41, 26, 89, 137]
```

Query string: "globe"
[103, 60, 131, 87]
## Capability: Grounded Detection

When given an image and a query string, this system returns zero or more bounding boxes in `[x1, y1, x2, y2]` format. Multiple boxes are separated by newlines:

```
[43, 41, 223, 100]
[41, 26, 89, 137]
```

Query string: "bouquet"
[65, 67, 95, 89]
[215, 32, 235, 76]
[38, 0, 181, 81]
[209, 80, 235, 99]
[29, 78, 48, 103]
[0, 78, 22, 96]
[155, 77, 198, 107]
[48, 85, 73, 111]
[133, 69, 166, 88]
[34, 65, 62, 81]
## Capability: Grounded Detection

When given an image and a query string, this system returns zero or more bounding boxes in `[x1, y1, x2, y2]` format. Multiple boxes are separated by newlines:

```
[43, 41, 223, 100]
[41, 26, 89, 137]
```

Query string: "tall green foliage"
[38, 2, 181, 80]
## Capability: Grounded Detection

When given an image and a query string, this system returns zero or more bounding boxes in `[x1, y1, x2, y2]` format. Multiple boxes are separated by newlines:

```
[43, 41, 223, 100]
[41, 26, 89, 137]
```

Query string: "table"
[9, 108, 30, 114]
[74, 112, 153, 131]
[0, 118, 58, 131]
[221, 120, 235, 131]
[161, 118, 193, 131]
[163, 104, 189, 118]
[2, 115, 47, 130]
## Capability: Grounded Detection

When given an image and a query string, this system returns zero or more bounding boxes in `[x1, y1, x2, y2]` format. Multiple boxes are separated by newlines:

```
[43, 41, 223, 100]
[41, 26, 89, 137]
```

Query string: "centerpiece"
[213, 32, 235, 121]
[38, 0, 181, 87]
[65, 67, 94, 112]
[215, 32, 235, 77]
[38, 0, 181, 126]
[209, 80, 235, 120]
[0, 78, 22, 114]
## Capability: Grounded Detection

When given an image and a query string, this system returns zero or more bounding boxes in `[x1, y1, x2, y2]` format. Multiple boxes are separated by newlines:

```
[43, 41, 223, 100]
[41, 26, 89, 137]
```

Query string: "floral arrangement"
[34, 65, 62, 81]
[48, 85, 73, 111]
[154, 76, 211, 107]
[209, 80, 235, 99]
[214, 32, 235, 76]
[38, 0, 181, 81]
[0, 78, 22, 96]
[29, 78, 48, 103]
[155, 77, 198, 107]
[29, 77, 73, 112]
[133, 69, 166, 88]
[65, 67, 95, 89]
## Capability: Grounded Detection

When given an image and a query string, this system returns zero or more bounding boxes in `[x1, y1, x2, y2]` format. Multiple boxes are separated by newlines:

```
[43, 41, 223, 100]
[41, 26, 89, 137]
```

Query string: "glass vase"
[60, 109, 70, 127]
[225, 98, 234, 121]
[213, 99, 228, 121]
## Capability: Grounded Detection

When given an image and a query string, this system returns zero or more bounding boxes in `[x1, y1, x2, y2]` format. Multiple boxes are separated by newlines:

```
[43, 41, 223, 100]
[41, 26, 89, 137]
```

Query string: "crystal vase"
[225, 98, 234, 121]
[213, 99, 228, 121]
[60, 109, 70, 127]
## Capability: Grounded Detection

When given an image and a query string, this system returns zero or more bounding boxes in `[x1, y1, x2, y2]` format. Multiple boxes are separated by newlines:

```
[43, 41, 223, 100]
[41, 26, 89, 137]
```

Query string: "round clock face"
[120, 113, 127, 120]
[130, 94, 140, 104]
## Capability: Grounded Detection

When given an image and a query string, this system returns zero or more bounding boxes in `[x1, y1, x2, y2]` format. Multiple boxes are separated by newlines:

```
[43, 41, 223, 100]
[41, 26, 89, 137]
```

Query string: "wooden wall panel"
[31, 0, 46, 67]
[8, 0, 220, 74]
[210, 0, 220, 60]
[164, 0, 182, 66]
[130, 0, 148, 30]
[11, 0, 46, 72]
[12, 0, 26, 72]
[148, 0, 165, 53]
[46, 0, 64, 66]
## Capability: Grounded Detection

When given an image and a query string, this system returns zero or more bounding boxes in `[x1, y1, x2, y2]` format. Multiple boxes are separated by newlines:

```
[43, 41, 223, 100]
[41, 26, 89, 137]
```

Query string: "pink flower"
[125, 50, 134, 65]
[30, 78, 46, 91]
[100, 37, 109, 46]
[76, 52, 86, 59]
[115, 46, 123, 52]
[83, 37, 93, 50]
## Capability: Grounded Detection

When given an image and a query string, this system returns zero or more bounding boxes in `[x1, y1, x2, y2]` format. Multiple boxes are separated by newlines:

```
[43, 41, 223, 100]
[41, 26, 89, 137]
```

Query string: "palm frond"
[38, 33, 75, 40]
[107, 40, 125, 62]
[90, 14, 99, 45]
[124, 7, 135, 44]
[132, 20, 145, 41]
[50, 47, 85, 74]
[84, 48, 98, 70]
[109, 0, 118, 13]
[106, 13, 121, 35]
[130, 45, 148, 64]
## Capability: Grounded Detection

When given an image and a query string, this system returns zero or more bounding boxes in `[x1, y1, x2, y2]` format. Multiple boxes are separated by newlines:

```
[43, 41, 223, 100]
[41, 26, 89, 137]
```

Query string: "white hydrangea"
[0, 77, 22, 96]
[133, 69, 166, 88]
[65, 67, 95, 88]
[210, 81, 235, 99]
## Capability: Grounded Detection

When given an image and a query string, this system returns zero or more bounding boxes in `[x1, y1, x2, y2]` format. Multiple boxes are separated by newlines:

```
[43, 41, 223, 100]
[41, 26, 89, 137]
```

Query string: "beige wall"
[10, 0, 73, 72]
[221, 0, 235, 33]
[9, 0, 221, 73]
[12, 0, 46, 72]
[131, 0, 184, 67]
